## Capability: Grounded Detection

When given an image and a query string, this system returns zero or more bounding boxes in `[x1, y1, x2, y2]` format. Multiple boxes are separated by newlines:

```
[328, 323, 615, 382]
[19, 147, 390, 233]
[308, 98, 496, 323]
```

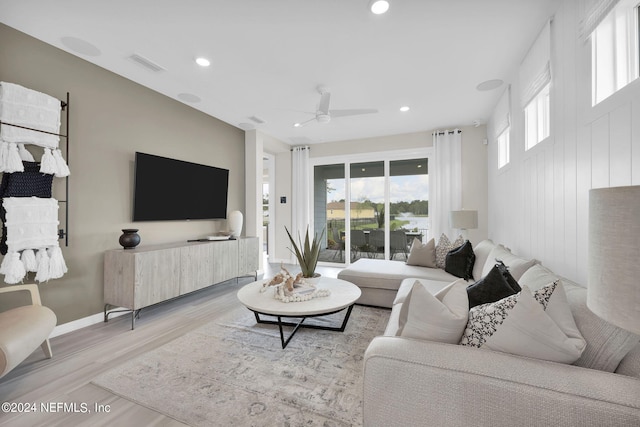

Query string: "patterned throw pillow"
[444, 240, 475, 280]
[435, 234, 464, 269]
[460, 281, 587, 364]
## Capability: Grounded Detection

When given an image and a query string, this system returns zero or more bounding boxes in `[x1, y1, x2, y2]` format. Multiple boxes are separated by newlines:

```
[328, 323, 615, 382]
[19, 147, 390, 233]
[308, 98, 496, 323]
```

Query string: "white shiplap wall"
[487, 0, 640, 286]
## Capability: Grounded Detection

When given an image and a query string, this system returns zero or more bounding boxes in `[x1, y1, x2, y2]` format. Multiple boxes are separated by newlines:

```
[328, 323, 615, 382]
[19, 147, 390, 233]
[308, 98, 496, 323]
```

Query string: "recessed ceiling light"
[60, 36, 101, 56]
[293, 123, 302, 128]
[195, 57, 210, 67]
[476, 79, 504, 91]
[177, 93, 201, 103]
[400, 106, 410, 112]
[370, 0, 390, 15]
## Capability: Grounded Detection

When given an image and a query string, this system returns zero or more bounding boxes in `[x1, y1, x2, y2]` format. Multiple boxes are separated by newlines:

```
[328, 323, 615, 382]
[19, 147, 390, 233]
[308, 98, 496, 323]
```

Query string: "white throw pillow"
[397, 279, 469, 344]
[481, 244, 537, 280]
[460, 281, 586, 364]
[435, 234, 464, 269]
[406, 237, 437, 267]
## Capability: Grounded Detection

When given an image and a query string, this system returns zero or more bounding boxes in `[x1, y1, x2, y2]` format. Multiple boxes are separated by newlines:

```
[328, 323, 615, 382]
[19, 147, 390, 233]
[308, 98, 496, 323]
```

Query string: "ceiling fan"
[294, 85, 378, 127]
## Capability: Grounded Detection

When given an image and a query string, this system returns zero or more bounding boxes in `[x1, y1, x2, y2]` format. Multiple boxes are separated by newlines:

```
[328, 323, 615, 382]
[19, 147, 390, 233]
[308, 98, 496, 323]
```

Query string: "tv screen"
[133, 152, 229, 221]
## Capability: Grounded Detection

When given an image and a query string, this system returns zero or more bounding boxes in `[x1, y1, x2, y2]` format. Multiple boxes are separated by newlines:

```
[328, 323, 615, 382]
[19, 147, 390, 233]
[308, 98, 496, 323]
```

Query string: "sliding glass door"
[314, 153, 429, 265]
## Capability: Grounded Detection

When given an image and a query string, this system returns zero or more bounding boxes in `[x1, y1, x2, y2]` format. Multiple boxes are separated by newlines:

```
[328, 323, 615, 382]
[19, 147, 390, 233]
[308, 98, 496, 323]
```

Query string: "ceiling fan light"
[195, 57, 210, 67]
[370, 0, 390, 15]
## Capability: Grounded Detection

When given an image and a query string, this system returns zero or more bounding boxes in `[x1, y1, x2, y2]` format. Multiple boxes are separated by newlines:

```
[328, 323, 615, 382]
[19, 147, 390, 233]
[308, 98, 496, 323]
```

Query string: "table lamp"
[588, 186, 640, 335]
[450, 210, 478, 240]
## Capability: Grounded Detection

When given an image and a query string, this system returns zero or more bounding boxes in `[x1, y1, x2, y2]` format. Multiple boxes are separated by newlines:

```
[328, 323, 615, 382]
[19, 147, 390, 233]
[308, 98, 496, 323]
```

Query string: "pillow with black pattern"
[444, 240, 475, 280]
[0, 161, 53, 198]
[466, 263, 520, 309]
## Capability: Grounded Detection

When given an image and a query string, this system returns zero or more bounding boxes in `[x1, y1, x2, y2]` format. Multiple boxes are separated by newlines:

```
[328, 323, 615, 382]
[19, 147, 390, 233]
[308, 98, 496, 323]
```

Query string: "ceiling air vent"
[249, 116, 266, 124]
[128, 53, 166, 73]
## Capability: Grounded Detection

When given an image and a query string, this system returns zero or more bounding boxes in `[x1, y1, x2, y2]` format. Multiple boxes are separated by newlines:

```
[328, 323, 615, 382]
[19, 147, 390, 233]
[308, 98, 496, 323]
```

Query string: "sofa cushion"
[393, 277, 455, 306]
[397, 279, 469, 344]
[406, 238, 436, 268]
[435, 234, 464, 269]
[615, 342, 640, 378]
[445, 240, 475, 280]
[481, 245, 537, 280]
[337, 258, 460, 292]
[471, 239, 496, 281]
[466, 264, 520, 309]
[520, 263, 640, 372]
[460, 281, 587, 364]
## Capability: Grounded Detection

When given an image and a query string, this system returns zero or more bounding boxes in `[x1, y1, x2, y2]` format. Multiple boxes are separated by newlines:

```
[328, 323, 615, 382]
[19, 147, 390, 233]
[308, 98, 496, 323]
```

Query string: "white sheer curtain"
[291, 145, 310, 243]
[431, 130, 462, 240]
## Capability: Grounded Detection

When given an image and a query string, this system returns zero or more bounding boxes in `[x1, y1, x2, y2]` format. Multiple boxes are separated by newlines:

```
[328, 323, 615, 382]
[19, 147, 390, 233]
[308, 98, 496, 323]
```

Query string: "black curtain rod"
[0, 120, 68, 138]
[433, 130, 462, 135]
[290, 146, 311, 152]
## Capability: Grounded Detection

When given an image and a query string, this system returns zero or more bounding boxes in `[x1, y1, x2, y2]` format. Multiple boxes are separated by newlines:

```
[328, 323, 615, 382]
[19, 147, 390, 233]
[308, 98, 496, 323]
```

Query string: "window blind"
[519, 21, 552, 108]
[491, 85, 511, 138]
[579, 0, 621, 41]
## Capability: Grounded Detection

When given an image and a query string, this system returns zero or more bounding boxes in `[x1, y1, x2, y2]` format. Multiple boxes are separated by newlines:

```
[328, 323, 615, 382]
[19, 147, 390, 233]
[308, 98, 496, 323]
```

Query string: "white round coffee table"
[237, 277, 361, 348]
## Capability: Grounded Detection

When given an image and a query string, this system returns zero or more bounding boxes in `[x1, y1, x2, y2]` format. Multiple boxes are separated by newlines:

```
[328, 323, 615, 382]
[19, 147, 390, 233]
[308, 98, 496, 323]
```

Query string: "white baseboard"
[50, 308, 129, 338]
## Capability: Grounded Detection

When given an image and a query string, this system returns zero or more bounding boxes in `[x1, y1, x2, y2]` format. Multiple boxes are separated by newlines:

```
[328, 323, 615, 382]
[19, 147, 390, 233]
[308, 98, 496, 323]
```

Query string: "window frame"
[524, 82, 551, 151]
[497, 127, 510, 169]
[591, 0, 640, 106]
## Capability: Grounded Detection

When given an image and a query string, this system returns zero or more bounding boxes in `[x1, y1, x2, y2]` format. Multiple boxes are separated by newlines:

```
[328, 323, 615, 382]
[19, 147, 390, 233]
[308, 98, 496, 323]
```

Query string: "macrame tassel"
[35, 248, 51, 283]
[1, 251, 26, 284]
[5, 143, 24, 173]
[21, 248, 38, 272]
[18, 144, 35, 162]
[48, 246, 67, 279]
[52, 149, 70, 177]
[0, 141, 8, 172]
[40, 148, 57, 175]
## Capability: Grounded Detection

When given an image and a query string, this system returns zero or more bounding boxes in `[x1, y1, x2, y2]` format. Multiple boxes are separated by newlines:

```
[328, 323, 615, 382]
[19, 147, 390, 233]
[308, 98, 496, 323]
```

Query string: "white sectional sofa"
[340, 240, 640, 426]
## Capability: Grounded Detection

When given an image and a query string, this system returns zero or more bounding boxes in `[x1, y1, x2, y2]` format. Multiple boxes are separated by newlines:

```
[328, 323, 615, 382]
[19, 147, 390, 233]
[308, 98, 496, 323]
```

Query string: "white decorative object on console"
[228, 210, 243, 237]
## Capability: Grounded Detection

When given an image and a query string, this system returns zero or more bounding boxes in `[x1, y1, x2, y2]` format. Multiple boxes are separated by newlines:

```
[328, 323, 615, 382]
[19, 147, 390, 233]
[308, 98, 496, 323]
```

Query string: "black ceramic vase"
[119, 229, 141, 249]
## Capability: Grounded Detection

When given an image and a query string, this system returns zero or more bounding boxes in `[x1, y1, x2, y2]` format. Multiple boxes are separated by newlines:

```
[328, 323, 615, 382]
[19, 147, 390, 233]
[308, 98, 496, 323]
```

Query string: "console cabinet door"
[212, 240, 238, 283]
[180, 243, 215, 294]
[134, 248, 181, 308]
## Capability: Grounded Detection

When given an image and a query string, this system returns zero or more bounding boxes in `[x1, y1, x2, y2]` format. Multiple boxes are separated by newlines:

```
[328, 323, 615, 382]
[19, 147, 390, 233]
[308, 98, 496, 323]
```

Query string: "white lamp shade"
[449, 210, 478, 230]
[588, 186, 640, 335]
[228, 210, 243, 237]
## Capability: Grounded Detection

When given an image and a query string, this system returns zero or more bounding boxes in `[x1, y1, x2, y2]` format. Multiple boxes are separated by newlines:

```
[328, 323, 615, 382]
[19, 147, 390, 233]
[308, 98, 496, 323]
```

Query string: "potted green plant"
[285, 226, 325, 280]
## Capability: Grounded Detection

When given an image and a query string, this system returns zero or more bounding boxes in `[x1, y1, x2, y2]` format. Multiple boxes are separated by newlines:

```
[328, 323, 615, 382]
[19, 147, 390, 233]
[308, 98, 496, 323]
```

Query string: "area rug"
[92, 304, 390, 426]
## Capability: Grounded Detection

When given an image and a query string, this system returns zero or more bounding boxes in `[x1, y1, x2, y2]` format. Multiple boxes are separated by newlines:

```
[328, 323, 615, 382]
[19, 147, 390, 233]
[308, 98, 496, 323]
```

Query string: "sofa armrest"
[0, 283, 43, 306]
[363, 336, 640, 427]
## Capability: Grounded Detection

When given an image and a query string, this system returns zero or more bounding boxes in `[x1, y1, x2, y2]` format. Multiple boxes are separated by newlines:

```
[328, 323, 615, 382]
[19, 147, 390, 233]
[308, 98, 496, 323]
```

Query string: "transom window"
[497, 127, 510, 169]
[592, 0, 640, 105]
[524, 83, 550, 150]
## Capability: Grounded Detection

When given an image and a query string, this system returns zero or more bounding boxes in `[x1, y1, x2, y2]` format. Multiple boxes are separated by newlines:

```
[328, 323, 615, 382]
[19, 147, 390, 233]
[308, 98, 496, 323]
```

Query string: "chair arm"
[363, 336, 640, 427]
[0, 284, 43, 306]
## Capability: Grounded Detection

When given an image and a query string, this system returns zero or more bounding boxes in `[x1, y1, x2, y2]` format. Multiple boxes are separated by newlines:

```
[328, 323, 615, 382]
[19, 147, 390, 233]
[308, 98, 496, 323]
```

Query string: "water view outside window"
[315, 158, 428, 264]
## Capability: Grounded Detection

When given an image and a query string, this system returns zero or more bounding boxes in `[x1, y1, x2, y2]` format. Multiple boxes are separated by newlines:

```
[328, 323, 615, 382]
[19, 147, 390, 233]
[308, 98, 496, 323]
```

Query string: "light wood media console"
[103, 237, 259, 329]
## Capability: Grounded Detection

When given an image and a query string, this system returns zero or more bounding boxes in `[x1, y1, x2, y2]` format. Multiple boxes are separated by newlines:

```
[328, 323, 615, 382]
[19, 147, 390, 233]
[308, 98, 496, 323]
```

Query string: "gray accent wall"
[0, 23, 245, 324]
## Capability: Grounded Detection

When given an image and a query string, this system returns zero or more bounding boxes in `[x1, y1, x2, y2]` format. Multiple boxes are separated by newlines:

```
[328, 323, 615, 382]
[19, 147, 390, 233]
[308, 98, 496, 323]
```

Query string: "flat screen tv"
[133, 152, 229, 221]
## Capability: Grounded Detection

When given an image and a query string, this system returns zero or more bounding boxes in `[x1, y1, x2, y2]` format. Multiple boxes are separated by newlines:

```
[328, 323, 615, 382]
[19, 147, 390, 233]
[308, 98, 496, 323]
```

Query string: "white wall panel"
[609, 104, 632, 187]
[591, 115, 610, 189]
[487, 0, 640, 286]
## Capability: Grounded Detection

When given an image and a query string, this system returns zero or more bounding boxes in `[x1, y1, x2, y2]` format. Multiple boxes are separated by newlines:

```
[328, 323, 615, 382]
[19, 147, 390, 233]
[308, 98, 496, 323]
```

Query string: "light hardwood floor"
[0, 262, 341, 426]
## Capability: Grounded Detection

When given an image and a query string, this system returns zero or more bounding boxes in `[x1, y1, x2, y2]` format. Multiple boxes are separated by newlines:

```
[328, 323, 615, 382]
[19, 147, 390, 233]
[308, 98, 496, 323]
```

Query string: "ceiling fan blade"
[318, 91, 331, 115]
[294, 117, 317, 127]
[329, 108, 378, 118]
